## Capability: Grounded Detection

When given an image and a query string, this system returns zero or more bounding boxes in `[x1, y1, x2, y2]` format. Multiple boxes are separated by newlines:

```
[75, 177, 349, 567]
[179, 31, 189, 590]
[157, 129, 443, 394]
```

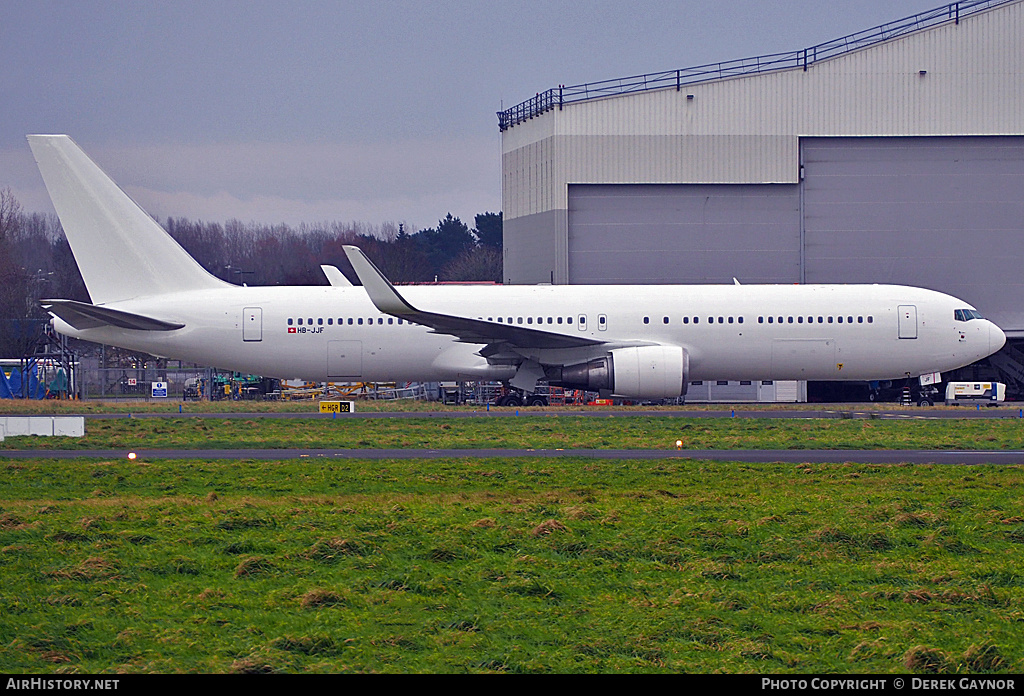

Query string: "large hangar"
[497, 0, 1024, 396]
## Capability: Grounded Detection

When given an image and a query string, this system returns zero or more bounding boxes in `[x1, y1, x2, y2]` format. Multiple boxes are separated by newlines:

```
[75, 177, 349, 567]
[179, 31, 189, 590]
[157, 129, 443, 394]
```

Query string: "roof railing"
[497, 0, 1015, 131]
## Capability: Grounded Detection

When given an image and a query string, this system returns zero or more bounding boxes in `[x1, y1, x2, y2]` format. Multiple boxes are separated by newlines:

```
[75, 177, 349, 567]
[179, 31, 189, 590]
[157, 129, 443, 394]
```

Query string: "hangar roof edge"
[497, 0, 1019, 132]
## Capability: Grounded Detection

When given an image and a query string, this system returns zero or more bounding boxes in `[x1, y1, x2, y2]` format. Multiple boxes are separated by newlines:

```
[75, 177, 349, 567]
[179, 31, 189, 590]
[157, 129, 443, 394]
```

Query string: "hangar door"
[567, 184, 800, 285]
[801, 136, 1024, 334]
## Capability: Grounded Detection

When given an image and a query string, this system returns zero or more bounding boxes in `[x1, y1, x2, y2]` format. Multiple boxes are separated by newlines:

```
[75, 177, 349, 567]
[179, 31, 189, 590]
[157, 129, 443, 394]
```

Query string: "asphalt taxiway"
[3, 447, 1023, 464]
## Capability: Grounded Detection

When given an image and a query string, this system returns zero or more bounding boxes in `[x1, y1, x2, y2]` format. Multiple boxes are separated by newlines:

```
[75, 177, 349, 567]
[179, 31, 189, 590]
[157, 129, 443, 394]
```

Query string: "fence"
[80, 367, 218, 400]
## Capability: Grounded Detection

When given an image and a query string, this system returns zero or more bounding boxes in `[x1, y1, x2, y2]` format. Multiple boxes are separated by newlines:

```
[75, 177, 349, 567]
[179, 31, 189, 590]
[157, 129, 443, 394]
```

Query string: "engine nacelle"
[548, 345, 689, 399]
[609, 345, 689, 399]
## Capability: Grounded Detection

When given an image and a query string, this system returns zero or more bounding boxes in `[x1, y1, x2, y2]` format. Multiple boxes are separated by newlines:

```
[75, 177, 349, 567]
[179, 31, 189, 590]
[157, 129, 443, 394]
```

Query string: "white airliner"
[28, 135, 1006, 405]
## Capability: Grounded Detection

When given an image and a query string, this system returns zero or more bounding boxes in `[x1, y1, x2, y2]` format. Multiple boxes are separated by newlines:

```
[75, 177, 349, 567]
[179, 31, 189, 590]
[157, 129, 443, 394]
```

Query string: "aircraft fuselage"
[53, 282, 1003, 384]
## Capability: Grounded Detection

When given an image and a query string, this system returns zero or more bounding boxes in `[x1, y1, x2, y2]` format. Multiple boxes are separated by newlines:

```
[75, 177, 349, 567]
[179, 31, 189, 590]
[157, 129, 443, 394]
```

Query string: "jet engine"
[547, 345, 688, 399]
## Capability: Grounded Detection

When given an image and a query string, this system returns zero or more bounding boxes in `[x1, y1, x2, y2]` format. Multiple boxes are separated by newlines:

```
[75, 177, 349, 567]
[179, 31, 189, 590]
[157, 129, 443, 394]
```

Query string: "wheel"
[918, 398, 933, 407]
[527, 395, 548, 407]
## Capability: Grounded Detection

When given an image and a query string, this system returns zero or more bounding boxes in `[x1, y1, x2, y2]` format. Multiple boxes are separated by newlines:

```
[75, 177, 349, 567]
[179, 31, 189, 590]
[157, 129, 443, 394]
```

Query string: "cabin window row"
[642, 315, 876, 325]
[288, 317, 408, 326]
[757, 315, 873, 324]
[287, 313, 875, 328]
[485, 316, 574, 325]
[644, 316, 744, 325]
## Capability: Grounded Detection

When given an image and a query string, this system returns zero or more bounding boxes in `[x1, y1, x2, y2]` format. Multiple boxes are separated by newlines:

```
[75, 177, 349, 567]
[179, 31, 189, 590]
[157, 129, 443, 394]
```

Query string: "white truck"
[945, 382, 1006, 406]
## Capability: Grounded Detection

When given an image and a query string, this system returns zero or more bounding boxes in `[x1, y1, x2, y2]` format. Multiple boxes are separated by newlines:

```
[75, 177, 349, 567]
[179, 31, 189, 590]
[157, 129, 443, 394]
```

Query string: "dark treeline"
[0, 186, 503, 356]
[166, 210, 503, 286]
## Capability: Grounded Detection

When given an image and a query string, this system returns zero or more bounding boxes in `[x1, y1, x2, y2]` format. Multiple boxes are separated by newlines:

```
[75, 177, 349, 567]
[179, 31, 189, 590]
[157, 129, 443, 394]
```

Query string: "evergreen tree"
[474, 211, 502, 250]
[416, 213, 476, 277]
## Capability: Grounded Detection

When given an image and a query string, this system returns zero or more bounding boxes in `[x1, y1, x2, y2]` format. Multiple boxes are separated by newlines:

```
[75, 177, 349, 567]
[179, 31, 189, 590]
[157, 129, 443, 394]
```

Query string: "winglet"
[320, 264, 352, 287]
[342, 246, 418, 316]
[342, 245, 605, 349]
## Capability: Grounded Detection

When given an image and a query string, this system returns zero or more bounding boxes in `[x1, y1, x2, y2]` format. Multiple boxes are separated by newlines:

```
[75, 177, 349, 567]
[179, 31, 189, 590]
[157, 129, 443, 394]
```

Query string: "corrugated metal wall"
[801, 136, 1024, 332]
[501, 0, 1024, 286]
[567, 184, 800, 284]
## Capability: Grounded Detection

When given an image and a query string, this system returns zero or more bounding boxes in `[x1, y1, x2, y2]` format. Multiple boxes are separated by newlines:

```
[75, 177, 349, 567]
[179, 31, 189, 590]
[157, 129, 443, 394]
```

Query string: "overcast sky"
[1, 0, 942, 232]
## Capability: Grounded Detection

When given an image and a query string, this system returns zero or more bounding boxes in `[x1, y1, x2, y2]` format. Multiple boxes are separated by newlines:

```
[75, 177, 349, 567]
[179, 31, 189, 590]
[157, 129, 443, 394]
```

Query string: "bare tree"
[0, 189, 39, 357]
[0, 187, 22, 242]
[441, 245, 502, 282]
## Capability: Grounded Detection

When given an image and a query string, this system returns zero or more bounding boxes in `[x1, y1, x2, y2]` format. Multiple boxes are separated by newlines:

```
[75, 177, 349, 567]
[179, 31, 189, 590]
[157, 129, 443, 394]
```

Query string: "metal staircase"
[988, 343, 1024, 394]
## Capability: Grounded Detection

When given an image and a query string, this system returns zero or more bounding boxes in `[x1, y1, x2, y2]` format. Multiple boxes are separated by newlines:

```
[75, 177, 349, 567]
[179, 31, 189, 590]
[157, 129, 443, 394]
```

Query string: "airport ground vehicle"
[945, 381, 1005, 406]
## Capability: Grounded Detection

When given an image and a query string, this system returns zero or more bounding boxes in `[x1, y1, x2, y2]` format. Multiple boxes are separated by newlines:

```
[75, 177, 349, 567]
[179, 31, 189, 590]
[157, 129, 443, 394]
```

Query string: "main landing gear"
[494, 386, 548, 407]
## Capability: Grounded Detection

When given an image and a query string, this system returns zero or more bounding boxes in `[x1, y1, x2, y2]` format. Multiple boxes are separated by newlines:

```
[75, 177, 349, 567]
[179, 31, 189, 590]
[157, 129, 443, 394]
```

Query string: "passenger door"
[242, 307, 262, 342]
[898, 305, 918, 339]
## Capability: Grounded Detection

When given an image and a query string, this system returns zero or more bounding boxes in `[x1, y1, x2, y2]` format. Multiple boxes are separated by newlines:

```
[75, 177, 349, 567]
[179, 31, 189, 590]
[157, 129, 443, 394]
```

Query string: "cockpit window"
[954, 309, 984, 322]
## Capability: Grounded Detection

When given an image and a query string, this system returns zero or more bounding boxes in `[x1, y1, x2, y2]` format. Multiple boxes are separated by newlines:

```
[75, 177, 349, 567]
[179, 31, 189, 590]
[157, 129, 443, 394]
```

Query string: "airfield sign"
[319, 400, 354, 413]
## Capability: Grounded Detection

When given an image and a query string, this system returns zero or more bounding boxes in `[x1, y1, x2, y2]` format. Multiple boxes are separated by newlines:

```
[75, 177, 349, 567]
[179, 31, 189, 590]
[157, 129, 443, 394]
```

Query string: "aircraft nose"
[989, 321, 1006, 354]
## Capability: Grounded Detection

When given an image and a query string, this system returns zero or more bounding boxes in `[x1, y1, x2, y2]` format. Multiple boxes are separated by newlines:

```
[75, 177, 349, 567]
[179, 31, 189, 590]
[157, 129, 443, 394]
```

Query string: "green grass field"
[2, 413, 1024, 451]
[2, 406, 1023, 673]
[2, 451, 1024, 673]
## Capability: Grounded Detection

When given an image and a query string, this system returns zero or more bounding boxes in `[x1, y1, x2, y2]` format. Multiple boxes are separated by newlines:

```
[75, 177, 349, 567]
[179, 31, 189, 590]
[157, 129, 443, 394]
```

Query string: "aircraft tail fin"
[27, 135, 228, 304]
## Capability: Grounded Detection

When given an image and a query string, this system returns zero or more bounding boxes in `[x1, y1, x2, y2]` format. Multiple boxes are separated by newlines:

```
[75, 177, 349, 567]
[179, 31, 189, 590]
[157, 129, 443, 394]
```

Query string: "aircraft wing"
[342, 246, 604, 349]
[42, 299, 185, 331]
[321, 264, 352, 286]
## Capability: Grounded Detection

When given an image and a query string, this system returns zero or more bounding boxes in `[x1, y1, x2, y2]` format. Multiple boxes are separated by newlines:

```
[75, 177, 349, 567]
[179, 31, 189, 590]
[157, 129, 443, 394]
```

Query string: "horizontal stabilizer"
[342, 245, 603, 349]
[42, 299, 185, 331]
